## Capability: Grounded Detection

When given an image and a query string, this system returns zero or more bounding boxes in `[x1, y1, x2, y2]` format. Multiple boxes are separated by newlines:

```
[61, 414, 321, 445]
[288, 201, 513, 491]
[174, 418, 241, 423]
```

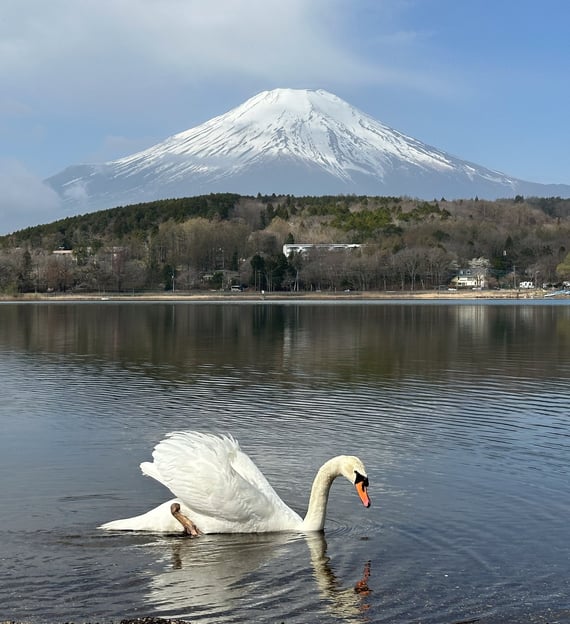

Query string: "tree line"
[1, 193, 569, 294]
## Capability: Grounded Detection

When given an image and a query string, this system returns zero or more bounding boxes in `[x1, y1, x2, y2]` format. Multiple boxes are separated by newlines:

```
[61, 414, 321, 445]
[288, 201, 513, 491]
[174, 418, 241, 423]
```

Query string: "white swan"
[99, 431, 370, 534]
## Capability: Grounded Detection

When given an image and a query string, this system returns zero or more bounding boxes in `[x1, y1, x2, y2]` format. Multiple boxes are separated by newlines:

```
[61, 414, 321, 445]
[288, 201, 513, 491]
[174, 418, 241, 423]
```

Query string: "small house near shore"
[450, 267, 488, 289]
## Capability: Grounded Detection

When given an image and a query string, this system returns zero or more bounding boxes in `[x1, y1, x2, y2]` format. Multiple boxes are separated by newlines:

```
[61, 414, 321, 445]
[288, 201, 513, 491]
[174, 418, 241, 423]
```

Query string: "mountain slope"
[46, 88, 570, 210]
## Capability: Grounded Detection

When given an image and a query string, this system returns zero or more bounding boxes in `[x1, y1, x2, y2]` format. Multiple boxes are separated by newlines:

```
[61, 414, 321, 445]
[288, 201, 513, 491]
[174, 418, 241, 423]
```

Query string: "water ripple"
[1, 302, 570, 623]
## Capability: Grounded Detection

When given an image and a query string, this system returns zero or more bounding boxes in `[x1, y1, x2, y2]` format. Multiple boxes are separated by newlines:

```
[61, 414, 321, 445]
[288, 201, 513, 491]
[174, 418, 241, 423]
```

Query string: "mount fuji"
[46, 88, 570, 211]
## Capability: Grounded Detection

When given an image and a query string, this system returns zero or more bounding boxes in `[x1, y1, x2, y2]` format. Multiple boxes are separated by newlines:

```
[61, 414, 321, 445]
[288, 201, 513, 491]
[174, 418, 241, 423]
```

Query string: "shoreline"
[0, 288, 563, 302]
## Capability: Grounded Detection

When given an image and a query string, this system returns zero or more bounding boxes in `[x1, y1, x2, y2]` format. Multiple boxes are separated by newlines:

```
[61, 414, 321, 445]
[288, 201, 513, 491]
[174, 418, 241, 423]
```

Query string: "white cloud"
[0, 0, 438, 103]
[62, 180, 89, 204]
[0, 160, 63, 235]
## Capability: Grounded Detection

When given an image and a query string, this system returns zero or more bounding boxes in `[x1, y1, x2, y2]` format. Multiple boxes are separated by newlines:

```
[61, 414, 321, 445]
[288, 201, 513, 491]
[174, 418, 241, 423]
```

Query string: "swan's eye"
[354, 471, 369, 488]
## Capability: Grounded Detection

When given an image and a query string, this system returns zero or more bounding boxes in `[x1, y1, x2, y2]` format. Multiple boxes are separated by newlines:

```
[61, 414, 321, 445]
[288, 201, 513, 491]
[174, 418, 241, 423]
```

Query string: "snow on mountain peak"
[49, 87, 566, 212]
[114, 88, 457, 182]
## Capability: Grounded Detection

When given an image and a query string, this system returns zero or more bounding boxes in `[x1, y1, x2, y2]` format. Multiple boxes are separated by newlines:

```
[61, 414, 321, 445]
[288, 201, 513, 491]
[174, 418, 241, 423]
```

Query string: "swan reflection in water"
[144, 531, 372, 622]
[306, 533, 372, 617]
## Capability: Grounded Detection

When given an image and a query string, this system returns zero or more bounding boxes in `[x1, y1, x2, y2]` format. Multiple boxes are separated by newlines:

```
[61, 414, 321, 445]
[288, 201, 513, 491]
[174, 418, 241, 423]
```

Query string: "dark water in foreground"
[0, 300, 569, 623]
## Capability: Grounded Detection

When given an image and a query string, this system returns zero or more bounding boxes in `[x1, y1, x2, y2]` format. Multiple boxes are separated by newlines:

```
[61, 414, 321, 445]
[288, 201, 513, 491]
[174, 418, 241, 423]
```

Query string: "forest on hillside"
[1, 193, 569, 294]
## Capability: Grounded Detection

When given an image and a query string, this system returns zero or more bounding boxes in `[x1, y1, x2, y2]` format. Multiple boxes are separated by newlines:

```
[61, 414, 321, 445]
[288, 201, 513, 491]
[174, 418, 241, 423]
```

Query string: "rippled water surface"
[1, 300, 569, 623]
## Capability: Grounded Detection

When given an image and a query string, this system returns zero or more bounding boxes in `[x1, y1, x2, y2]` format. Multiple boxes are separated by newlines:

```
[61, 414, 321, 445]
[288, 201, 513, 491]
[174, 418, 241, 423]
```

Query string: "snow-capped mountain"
[46, 88, 570, 210]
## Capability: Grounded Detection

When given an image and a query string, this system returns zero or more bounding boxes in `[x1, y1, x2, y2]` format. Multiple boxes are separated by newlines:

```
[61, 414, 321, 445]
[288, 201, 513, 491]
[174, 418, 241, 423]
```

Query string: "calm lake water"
[0, 300, 569, 623]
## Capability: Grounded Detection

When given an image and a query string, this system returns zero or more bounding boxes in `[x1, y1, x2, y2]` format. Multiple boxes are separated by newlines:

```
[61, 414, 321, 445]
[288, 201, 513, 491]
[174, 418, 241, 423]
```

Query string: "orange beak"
[355, 480, 371, 508]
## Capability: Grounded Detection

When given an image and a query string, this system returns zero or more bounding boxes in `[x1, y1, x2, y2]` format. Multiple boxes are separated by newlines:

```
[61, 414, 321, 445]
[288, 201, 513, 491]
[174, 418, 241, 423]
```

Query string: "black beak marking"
[354, 470, 369, 488]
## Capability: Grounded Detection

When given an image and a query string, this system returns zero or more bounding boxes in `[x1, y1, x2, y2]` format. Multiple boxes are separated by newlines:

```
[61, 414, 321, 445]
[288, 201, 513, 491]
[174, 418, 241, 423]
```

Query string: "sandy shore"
[0, 288, 558, 302]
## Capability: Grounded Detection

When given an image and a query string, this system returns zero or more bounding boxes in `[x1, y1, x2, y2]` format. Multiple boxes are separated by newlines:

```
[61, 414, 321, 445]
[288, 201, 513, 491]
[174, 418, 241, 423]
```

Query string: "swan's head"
[340, 456, 371, 508]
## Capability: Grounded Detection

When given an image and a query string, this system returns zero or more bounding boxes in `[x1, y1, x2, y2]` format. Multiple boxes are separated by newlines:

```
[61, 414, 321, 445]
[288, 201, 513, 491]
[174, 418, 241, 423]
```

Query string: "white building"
[282, 243, 362, 257]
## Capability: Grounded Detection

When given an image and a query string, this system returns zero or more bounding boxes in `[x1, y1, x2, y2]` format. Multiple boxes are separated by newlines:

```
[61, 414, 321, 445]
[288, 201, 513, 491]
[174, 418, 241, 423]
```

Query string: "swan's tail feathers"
[98, 517, 138, 531]
[98, 500, 184, 532]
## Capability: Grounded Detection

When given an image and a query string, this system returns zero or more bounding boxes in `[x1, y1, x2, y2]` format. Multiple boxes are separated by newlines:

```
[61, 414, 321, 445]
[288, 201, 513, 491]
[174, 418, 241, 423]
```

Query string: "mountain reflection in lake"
[0, 301, 569, 623]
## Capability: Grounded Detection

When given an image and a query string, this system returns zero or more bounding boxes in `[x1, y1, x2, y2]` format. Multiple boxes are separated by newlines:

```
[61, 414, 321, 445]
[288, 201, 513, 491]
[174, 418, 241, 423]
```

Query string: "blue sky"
[1, 0, 569, 233]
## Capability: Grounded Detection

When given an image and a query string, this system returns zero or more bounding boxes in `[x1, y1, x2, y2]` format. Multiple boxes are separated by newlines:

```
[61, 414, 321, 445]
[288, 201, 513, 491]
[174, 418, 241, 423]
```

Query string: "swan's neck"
[302, 456, 346, 531]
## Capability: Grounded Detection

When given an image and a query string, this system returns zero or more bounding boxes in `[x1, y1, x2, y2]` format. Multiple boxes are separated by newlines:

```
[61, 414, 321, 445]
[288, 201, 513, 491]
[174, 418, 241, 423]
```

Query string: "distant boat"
[544, 289, 570, 297]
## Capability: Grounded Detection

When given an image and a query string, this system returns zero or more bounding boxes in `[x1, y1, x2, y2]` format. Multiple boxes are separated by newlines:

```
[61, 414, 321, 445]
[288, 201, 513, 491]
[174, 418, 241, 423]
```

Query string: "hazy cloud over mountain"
[0, 160, 62, 232]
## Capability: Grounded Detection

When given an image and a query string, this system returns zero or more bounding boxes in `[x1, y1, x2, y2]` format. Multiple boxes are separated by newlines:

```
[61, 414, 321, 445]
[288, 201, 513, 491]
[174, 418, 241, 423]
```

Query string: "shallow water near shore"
[0, 300, 569, 623]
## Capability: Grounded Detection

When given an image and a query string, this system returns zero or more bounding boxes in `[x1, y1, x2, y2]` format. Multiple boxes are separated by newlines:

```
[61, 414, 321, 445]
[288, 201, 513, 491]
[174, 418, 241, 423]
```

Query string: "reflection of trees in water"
[1, 303, 568, 383]
[145, 532, 372, 623]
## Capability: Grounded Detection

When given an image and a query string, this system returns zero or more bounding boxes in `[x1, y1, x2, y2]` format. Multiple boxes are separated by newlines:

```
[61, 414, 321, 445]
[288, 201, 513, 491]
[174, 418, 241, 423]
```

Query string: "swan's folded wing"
[229, 444, 301, 520]
[149, 432, 277, 523]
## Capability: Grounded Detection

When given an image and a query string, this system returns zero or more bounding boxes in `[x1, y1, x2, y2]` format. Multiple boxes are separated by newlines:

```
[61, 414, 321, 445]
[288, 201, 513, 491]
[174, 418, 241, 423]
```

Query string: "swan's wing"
[140, 460, 167, 487]
[146, 431, 285, 523]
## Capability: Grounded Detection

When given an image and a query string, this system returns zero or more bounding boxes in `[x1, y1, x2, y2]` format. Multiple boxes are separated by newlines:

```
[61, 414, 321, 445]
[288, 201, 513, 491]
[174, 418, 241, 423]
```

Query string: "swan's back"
[143, 431, 302, 532]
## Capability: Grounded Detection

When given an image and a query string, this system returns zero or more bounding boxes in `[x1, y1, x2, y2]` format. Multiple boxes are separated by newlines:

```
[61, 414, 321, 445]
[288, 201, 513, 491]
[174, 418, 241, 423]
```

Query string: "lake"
[0, 300, 569, 623]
